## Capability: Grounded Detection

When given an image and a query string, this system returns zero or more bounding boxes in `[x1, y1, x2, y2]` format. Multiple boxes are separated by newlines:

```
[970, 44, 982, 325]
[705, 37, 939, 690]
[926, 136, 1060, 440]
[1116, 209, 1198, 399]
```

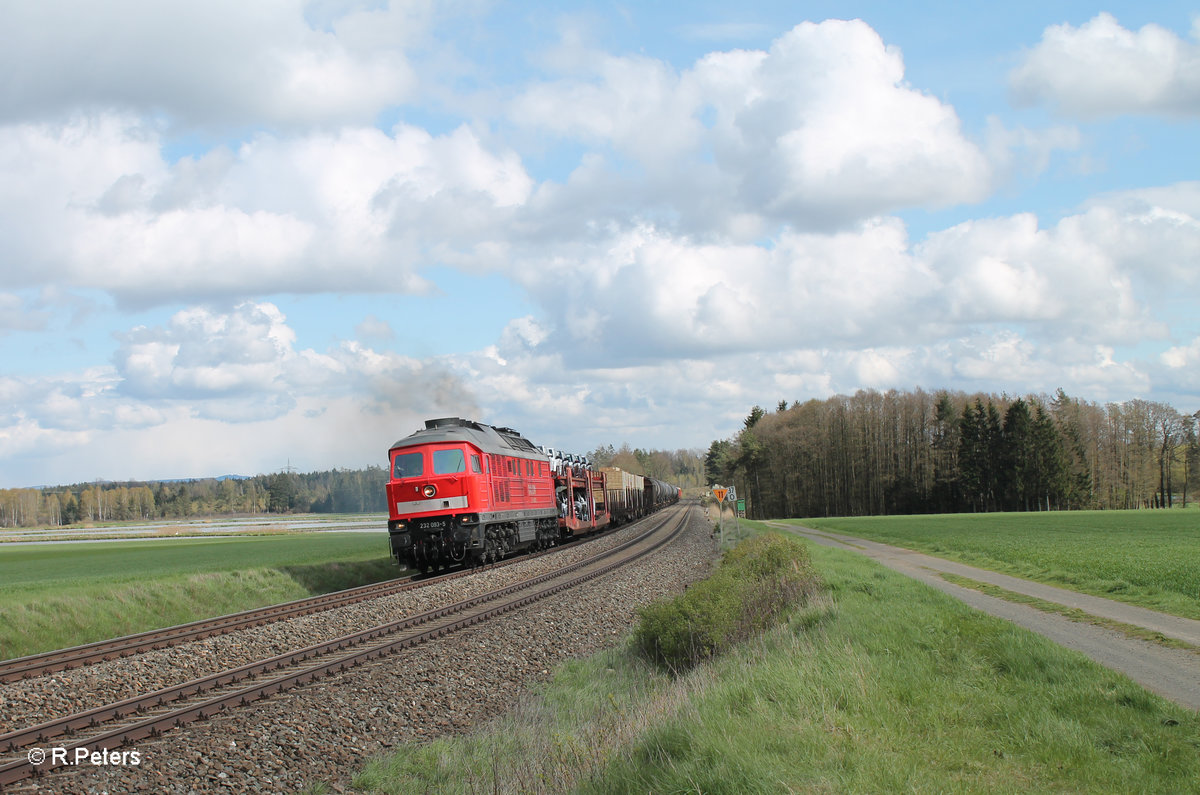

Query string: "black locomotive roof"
[388, 418, 548, 459]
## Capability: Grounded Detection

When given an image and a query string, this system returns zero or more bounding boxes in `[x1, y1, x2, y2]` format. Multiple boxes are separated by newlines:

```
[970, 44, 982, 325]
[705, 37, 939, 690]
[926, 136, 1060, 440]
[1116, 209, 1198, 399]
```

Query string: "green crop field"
[786, 510, 1200, 620]
[0, 532, 397, 660]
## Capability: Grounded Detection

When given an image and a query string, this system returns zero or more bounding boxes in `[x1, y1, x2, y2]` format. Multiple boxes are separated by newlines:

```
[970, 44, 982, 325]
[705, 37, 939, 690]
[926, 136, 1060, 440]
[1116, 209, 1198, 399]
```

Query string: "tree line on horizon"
[0, 468, 390, 528]
[585, 443, 707, 489]
[0, 444, 710, 529]
[706, 389, 1199, 519]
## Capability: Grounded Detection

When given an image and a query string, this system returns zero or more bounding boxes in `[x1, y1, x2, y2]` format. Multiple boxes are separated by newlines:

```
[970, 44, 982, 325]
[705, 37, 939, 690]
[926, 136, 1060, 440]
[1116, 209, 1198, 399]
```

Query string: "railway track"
[0, 525, 620, 684]
[0, 506, 689, 789]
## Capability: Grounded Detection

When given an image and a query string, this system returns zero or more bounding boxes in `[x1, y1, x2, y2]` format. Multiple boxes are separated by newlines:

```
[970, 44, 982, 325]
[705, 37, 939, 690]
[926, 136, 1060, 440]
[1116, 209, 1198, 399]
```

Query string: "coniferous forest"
[706, 389, 1199, 519]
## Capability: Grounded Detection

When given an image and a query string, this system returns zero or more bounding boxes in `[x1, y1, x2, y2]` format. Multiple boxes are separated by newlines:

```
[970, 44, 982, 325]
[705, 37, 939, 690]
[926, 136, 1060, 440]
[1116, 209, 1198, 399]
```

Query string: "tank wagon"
[386, 418, 678, 571]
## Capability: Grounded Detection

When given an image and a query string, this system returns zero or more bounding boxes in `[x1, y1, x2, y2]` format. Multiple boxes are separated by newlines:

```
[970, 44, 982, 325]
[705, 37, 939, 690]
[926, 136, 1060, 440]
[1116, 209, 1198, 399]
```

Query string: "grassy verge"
[352, 521, 1199, 793]
[0, 533, 398, 660]
[789, 511, 1200, 620]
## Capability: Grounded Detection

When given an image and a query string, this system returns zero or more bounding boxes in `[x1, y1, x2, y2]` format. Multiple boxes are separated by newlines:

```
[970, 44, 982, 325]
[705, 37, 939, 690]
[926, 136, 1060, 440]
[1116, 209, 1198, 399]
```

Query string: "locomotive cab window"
[471, 454, 483, 473]
[393, 452, 423, 479]
[433, 448, 467, 475]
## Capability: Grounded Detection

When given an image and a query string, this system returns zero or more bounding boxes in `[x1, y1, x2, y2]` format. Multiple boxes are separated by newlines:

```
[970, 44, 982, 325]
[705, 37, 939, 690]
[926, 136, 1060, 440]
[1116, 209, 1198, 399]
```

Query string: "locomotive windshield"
[393, 452, 423, 479]
[432, 448, 466, 474]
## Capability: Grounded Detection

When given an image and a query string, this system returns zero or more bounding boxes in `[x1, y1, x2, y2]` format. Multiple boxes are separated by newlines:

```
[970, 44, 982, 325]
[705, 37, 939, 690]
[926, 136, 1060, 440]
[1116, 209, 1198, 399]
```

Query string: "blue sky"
[1, 1, 1198, 487]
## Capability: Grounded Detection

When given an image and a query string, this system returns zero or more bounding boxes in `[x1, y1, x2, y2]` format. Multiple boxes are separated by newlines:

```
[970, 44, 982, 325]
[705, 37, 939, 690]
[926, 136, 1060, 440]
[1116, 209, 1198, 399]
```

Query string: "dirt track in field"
[766, 522, 1200, 712]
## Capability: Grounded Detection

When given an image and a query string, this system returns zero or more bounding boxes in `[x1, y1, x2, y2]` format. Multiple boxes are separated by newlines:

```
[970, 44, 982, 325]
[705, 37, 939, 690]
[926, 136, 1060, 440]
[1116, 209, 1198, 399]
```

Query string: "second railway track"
[0, 523, 626, 685]
[0, 505, 692, 789]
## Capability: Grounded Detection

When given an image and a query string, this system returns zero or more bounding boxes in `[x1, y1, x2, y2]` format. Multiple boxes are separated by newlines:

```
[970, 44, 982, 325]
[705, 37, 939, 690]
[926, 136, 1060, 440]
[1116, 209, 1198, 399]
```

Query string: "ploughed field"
[791, 510, 1200, 620]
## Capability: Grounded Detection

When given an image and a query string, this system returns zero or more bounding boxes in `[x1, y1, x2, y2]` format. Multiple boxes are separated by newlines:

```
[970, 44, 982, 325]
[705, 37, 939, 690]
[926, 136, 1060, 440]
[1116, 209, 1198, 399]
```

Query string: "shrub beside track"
[633, 532, 821, 671]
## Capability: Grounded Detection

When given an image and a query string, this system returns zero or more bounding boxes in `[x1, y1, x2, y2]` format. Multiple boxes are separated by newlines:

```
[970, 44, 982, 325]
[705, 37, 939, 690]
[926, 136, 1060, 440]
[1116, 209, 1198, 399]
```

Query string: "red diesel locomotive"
[386, 417, 676, 571]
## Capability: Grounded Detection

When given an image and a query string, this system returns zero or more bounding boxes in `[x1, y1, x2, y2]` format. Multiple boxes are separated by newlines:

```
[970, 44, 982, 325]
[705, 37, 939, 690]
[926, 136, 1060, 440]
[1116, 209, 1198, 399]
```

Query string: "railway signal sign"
[710, 484, 740, 543]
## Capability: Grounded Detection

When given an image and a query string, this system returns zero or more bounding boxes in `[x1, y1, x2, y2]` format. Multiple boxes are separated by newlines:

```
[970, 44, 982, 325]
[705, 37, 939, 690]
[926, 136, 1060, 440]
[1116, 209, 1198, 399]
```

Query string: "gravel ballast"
[12, 508, 716, 793]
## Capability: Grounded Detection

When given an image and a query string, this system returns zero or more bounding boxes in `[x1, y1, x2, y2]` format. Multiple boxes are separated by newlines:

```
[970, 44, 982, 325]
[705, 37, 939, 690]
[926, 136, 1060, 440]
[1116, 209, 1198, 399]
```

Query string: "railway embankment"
[2, 507, 715, 793]
[352, 514, 1200, 794]
[7, 509, 1198, 793]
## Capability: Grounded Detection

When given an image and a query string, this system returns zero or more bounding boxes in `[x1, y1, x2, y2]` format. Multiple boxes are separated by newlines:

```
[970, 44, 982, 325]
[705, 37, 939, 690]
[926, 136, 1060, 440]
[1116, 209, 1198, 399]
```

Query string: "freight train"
[386, 418, 680, 571]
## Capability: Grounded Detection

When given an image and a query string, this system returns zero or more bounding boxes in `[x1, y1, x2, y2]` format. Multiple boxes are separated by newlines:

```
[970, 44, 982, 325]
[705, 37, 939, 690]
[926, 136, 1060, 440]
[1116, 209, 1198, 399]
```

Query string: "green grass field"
[354, 521, 1200, 794]
[786, 510, 1200, 620]
[0, 532, 397, 660]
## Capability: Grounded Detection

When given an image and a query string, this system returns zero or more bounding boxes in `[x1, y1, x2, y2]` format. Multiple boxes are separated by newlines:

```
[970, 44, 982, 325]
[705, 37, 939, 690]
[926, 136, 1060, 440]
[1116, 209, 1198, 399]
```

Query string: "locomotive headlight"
[422, 484, 437, 498]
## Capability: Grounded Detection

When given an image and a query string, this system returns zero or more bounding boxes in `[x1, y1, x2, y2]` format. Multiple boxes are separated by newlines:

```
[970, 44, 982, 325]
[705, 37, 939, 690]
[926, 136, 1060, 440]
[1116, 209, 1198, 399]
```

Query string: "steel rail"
[0, 505, 689, 788]
[0, 575, 422, 683]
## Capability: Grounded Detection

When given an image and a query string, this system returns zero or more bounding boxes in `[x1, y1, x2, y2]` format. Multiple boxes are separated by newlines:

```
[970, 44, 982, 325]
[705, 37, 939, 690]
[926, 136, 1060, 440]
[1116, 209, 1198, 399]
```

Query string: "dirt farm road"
[765, 522, 1200, 712]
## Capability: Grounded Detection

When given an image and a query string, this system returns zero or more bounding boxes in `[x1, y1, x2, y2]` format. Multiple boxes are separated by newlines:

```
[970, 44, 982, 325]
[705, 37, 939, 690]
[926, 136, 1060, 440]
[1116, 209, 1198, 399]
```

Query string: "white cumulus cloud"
[0, 115, 533, 308]
[0, 0, 425, 127]
[1010, 13, 1200, 118]
[512, 19, 992, 231]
